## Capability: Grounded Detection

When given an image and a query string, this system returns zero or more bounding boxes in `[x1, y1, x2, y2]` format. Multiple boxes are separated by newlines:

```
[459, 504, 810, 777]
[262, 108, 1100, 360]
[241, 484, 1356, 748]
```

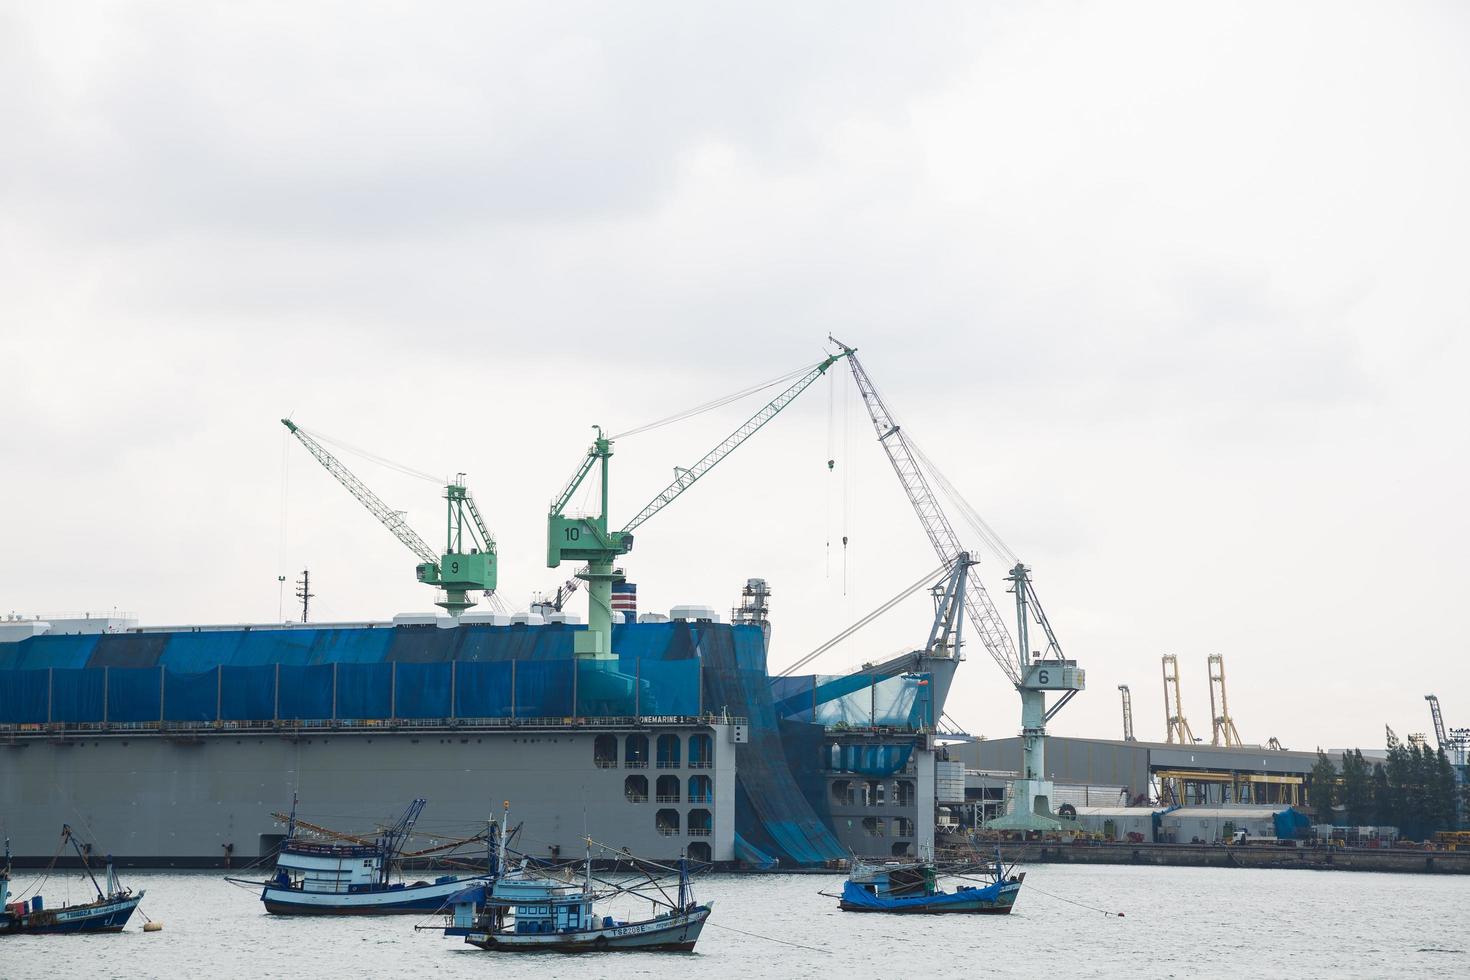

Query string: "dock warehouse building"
[950, 736, 1321, 808]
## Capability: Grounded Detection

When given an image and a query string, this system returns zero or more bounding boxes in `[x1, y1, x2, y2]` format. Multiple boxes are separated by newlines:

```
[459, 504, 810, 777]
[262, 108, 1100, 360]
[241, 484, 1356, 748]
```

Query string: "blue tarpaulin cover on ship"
[0, 621, 843, 866]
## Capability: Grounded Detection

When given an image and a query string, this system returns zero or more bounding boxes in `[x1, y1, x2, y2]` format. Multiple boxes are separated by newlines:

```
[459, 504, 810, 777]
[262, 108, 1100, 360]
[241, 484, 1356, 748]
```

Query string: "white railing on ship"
[0, 715, 747, 737]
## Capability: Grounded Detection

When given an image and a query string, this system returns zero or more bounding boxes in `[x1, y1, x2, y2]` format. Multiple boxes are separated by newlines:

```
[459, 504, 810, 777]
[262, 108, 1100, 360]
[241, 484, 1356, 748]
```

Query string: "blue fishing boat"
[228, 798, 493, 915]
[431, 805, 712, 952]
[1, 828, 145, 935]
[836, 850, 1024, 914]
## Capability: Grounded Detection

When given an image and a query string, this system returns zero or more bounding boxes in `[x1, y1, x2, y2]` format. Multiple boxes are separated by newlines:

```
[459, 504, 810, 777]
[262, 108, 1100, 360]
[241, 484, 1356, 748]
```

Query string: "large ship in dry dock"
[0, 602, 955, 869]
[1, 345, 987, 870]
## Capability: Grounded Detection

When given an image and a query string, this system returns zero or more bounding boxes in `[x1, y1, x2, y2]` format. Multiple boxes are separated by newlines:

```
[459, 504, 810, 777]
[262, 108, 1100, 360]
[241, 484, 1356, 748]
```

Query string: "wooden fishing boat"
[431, 805, 712, 952]
[227, 798, 493, 915]
[835, 848, 1024, 914]
[1, 828, 145, 935]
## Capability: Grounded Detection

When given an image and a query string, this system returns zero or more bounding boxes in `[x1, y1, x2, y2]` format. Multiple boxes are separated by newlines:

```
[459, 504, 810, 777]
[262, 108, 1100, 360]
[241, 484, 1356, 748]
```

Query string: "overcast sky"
[3, 2, 1467, 751]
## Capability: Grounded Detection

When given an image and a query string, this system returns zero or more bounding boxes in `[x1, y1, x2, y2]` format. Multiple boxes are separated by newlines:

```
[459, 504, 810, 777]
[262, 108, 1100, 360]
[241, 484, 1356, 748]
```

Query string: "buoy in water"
[144, 921, 163, 932]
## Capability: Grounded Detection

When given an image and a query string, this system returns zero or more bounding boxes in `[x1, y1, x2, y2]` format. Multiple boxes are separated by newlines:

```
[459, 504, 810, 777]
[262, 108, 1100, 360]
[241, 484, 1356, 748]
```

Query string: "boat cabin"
[486, 875, 614, 935]
[848, 860, 936, 899]
[273, 841, 384, 893]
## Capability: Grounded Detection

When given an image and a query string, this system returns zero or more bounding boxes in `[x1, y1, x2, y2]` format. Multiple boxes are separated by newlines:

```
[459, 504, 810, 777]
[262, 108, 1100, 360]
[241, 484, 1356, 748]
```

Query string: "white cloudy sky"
[3, 2, 1467, 751]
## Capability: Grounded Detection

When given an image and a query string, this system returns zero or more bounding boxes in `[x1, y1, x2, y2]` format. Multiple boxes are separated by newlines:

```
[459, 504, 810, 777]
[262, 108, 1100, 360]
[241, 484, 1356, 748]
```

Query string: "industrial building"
[950, 735, 1319, 808]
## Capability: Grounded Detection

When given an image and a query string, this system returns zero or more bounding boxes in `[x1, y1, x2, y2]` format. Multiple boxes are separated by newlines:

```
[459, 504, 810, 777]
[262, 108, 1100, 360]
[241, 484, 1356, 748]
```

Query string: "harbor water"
[5, 864, 1467, 979]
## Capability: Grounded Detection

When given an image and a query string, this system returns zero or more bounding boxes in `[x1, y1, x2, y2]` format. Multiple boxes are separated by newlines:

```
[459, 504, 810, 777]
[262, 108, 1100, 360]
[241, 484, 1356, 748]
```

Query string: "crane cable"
[298, 425, 443, 485]
[609, 363, 811, 440]
[825, 369, 835, 579]
[778, 560, 949, 677]
[907, 436, 1017, 566]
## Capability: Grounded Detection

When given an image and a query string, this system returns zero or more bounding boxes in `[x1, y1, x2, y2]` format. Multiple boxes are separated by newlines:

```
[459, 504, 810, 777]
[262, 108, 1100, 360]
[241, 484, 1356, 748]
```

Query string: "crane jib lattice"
[282, 420, 437, 564]
[831, 342, 1023, 686]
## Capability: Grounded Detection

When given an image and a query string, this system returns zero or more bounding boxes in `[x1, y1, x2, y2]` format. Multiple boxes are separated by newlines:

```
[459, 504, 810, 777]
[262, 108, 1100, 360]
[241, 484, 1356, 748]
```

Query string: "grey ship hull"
[0, 723, 735, 867]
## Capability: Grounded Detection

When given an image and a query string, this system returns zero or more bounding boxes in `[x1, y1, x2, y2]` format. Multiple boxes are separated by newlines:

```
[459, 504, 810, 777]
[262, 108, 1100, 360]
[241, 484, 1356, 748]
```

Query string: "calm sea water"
[4, 865, 1467, 980]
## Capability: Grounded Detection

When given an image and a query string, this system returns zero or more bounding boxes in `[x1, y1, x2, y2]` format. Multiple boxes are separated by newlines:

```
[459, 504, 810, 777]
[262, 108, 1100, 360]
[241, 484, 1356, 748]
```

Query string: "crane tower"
[282, 420, 496, 616]
[1119, 685, 1136, 742]
[1208, 654, 1243, 747]
[832, 339, 1083, 832]
[1162, 655, 1197, 744]
[547, 351, 850, 659]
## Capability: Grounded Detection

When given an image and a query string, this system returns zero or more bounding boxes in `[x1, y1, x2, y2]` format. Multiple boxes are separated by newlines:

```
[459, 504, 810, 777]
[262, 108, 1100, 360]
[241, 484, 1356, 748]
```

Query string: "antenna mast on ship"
[295, 569, 314, 623]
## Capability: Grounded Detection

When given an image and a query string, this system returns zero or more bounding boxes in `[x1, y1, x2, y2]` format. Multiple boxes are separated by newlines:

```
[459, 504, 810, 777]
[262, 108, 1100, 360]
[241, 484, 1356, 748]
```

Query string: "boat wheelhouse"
[240, 798, 492, 915]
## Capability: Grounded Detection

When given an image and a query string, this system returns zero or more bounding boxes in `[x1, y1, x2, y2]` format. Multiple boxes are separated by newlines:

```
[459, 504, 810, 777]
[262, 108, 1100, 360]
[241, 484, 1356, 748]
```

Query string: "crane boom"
[282, 420, 437, 564]
[462, 489, 495, 551]
[833, 341, 1021, 685]
[620, 351, 850, 534]
[1426, 694, 1448, 749]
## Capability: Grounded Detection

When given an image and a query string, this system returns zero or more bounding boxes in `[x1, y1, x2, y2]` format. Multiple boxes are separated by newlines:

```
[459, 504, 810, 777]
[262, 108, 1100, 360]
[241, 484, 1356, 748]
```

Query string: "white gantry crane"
[832, 338, 1084, 831]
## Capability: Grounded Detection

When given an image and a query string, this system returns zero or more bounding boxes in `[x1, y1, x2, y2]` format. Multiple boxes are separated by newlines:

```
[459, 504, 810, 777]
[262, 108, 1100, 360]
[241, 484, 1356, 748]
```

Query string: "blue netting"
[454, 661, 513, 717]
[0, 635, 100, 670]
[163, 668, 218, 722]
[107, 667, 162, 722]
[576, 660, 637, 717]
[87, 634, 167, 669]
[336, 662, 391, 719]
[837, 743, 914, 776]
[386, 625, 460, 663]
[770, 675, 815, 722]
[220, 665, 276, 721]
[699, 623, 845, 865]
[157, 633, 245, 670]
[51, 668, 105, 723]
[237, 629, 319, 666]
[456, 625, 578, 662]
[809, 671, 930, 728]
[656, 732, 682, 767]
[631, 659, 701, 716]
[0, 670, 49, 723]
[278, 664, 334, 720]
[514, 660, 573, 717]
[310, 628, 394, 664]
[395, 662, 451, 719]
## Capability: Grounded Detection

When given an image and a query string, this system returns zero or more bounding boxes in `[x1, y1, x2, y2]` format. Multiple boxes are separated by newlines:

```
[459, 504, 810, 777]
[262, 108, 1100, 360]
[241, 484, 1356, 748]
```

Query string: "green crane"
[282, 419, 497, 617]
[548, 349, 852, 660]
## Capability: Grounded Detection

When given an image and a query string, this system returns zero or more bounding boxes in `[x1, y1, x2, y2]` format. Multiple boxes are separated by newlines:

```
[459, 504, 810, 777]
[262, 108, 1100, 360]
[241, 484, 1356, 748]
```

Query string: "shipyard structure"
[0, 607, 949, 868]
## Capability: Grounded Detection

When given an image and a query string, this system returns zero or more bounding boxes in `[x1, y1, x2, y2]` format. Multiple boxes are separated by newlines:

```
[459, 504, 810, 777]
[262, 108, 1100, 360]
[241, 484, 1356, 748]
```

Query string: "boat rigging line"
[777, 560, 949, 676]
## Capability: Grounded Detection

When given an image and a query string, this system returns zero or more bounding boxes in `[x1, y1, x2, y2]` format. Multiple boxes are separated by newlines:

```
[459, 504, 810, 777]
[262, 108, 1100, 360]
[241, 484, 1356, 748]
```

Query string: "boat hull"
[462, 904, 710, 952]
[0, 893, 143, 935]
[839, 876, 1024, 914]
[260, 877, 485, 916]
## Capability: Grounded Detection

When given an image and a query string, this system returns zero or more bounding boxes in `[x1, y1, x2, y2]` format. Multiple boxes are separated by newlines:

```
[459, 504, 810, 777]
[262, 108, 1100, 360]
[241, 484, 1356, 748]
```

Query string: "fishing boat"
[835, 849, 1024, 914]
[433, 805, 712, 952]
[228, 798, 493, 915]
[1, 828, 145, 935]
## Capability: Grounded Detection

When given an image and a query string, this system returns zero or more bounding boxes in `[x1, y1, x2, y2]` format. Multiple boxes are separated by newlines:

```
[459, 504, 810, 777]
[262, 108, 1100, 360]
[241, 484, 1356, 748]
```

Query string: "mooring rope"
[1022, 882, 1126, 917]
[705, 918, 832, 953]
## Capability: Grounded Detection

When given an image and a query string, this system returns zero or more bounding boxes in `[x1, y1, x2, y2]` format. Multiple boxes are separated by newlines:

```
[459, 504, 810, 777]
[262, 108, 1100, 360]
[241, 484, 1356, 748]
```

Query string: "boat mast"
[498, 802, 509, 878]
[583, 836, 592, 897]
[62, 825, 106, 901]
